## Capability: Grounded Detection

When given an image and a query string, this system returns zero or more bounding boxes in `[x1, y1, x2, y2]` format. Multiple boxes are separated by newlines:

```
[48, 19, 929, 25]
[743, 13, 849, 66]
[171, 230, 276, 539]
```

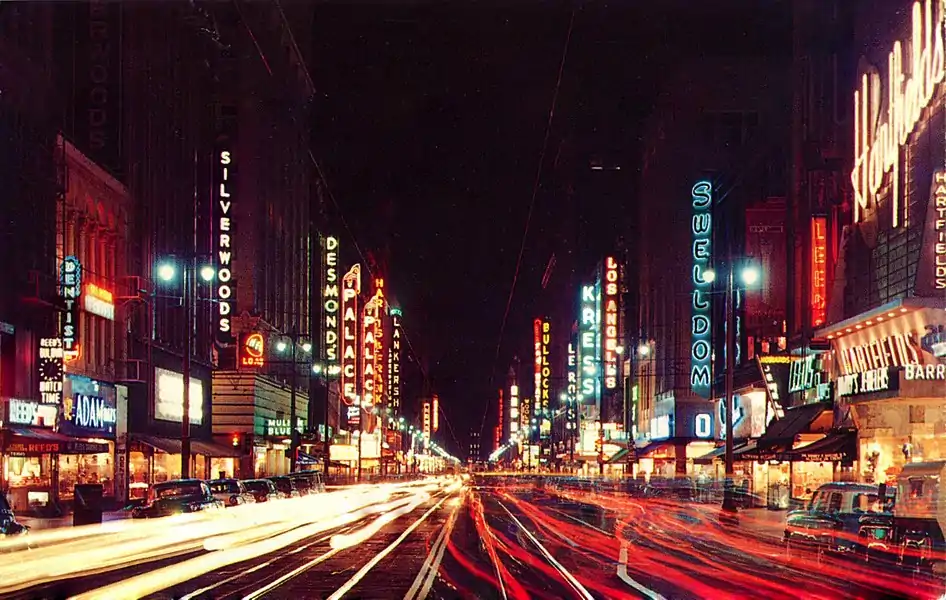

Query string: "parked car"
[0, 494, 28, 537]
[268, 476, 300, 499]
[132, 479, 224, 519]
[242, 479, 279, 503]
[208, 479, 254, 507]
[289, 471, 326, 496]
[784, 482, 896, 557]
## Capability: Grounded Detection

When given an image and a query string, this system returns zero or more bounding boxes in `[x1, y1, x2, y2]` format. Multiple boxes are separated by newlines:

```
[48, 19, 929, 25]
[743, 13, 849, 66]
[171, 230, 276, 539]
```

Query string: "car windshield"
[243, 481, 270, 493]
[155, 484, 204, 500]
[209, 481, 240, 494]
[271, 479, 293, 492]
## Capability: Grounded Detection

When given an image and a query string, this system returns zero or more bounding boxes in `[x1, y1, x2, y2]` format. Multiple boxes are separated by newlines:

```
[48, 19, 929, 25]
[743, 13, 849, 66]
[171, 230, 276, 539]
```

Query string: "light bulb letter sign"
[691, 180, 713, 398]
[341, 264, 361, 408]
[603, 256, 619, 389]
[215, 149, 235, 342]
[323, 236, 340, 371]
[579, 284, 599, 405]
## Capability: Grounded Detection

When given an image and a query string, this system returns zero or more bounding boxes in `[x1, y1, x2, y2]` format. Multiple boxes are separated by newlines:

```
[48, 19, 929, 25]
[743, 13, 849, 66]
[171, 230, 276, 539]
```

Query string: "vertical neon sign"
[215, 149, 234, 342]
[389, 307, 402, 414]
[691, 181, 713, 398]
[603, 256, 619, 388]
[578, 284, 599, 404]
[540, 320, 551, 438]
[533, 318, 542, 425]
[341, 264, 361, 409]
[810, 217, 827, 327]
[566, 339, 578, 435]
[323, 236, 340, 373]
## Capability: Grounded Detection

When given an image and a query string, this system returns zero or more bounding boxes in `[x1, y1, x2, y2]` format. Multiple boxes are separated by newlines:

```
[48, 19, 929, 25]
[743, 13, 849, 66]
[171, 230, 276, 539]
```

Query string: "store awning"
[757, 402, 831, 448]
[191, 440, 241, 458]
[606, 447, 637, 464]
[693, 444, 726, 463]
[636, 439, 675, 457]
[733, 440, 779, 462]
[778, 431, 856, 463]
[132, 435, 182, 454]
[3, 427, 110, 455]
[297, 451, 320, 466]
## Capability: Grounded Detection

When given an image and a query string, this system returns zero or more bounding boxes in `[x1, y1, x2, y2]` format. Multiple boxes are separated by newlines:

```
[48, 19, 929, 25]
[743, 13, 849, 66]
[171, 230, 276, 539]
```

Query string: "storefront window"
[5, 455, 51, 489]
[128, 451, 151, 501]
[152, 452, 182, 483]
[210, 457, 235, 480]
[193, 455, 207, 480]
[58, 451, 115, 499]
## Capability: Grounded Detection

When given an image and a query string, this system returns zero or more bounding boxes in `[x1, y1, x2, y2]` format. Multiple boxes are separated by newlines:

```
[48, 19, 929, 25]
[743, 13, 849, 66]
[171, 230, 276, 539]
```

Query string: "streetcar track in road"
[325, 492, 454, 600]
[404, 492, 462, 600]
[495, 498, 595, 600]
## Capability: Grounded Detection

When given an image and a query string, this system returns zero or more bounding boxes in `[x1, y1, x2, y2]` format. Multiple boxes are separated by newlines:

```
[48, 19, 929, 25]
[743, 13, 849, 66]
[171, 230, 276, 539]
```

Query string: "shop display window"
[210, 457, 235, 480]
[5, 455, 52, 489]
[152, 452, 182, 483]
[58, 452, 115, 499]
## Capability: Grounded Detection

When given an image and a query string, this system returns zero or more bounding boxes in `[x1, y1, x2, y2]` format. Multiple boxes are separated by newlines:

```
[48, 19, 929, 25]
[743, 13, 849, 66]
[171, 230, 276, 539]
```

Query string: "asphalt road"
[6, 477, 944, 600]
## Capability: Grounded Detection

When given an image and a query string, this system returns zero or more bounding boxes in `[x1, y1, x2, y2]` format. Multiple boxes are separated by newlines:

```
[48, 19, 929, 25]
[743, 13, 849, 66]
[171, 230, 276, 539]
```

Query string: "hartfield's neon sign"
[933, 171, 946, 289]
[691, 180, 713, 397]
[852, 0, 944, 227]
[603, 256, 619, 389]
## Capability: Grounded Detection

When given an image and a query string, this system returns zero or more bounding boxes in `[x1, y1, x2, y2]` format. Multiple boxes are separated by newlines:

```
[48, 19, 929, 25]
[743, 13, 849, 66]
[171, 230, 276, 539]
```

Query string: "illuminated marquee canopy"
[323, 236, 340, 373]
[603, 256, 619, 389]
[691, 181, 713, 397]
[215, 149, 235, 342]
[851, 0, 945, 228]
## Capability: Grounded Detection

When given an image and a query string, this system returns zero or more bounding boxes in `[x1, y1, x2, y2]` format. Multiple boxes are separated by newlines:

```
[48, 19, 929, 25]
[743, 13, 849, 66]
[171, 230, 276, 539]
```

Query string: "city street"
[4, 477, 942, 600]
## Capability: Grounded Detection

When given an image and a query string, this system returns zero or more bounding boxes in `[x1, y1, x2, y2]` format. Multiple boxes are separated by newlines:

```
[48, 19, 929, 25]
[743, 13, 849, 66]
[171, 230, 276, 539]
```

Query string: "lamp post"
[311, 363, 332, 479]
[156, 258, 215, 479]
[276, 334, 312, 473]
[703, 262, 760, 518]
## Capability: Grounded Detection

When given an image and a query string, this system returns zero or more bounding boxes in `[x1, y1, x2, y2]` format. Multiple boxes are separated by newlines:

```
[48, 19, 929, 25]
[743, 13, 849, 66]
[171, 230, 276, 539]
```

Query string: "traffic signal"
[231, 433, 241, 448]
[594, 438, 603, 454]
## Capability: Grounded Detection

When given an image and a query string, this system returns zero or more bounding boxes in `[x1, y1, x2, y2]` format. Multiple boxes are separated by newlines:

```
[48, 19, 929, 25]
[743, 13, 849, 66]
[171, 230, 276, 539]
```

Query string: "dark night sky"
[307, 2, 791, 457]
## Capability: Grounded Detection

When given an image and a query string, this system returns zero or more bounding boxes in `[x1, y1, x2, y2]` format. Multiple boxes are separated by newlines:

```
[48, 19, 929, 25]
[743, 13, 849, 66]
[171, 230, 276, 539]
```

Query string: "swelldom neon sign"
[691, 181, 713, 397]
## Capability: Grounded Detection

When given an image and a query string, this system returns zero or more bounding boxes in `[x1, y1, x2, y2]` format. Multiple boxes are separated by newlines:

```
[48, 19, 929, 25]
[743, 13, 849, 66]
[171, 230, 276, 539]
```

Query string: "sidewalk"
[16, 510, 131, 531]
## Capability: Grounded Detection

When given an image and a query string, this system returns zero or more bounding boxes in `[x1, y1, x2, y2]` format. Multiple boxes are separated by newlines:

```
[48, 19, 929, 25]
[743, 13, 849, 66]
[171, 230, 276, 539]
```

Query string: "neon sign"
[60, 256, 81, 354]
[578, 284, 599, 403]
[240, 332, 265, 368]
[432, 394, 439, 432]
[691, 181, 713, 397]
[83, 283, 114, 320]
[38, 337, 64, 405]
[323, 236, 340, 373]
[810, 217, 827, 327]
[566, 341, 577, 433]
[341, 264, 361, 404]
[603, 256, 619, 389]
[509, 384, 519, 437]
[851, 0, 945, 228]
[532, 318, 542, 429]
[932, 171, 946, 290]
[540, 320, 551, 437]
[361, 285, 384, 407]
[389, 307, 402, 413]
[215, 149, 234, 340]
[695, 413, 712, 438]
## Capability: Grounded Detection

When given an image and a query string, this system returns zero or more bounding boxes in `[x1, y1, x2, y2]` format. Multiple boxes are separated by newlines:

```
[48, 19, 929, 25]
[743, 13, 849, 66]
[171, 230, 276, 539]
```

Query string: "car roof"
[817, 482, 880, 493]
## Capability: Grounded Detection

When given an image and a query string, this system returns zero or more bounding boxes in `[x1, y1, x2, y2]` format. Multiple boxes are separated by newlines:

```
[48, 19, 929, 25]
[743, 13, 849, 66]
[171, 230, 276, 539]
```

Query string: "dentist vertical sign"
[691, 181, 713, 398]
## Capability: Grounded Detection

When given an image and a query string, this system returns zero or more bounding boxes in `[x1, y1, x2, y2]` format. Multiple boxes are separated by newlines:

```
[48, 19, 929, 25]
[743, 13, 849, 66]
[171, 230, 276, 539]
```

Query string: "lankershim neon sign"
[852, 0, 944, 228]
[691, 181, 713, 398]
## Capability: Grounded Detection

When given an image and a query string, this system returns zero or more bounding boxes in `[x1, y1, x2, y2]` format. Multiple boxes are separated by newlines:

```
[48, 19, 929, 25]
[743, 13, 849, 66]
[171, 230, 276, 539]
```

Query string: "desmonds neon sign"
[851, 0, 945, 227]
[691, 181, 713, 397]
[323, 236, 340, 372]
[603, 256, 619, 389]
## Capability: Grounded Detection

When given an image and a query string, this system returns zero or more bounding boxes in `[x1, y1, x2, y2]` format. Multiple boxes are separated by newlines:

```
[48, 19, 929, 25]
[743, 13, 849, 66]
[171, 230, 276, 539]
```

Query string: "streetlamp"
[274, 332, 312, 473]
[702, 262, 761, 518]
[155, 257, 215, 479]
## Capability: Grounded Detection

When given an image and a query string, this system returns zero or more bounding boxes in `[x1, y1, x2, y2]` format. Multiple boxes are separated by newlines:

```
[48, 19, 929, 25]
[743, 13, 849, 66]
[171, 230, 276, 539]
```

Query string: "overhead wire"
[479, 6, 577, 443]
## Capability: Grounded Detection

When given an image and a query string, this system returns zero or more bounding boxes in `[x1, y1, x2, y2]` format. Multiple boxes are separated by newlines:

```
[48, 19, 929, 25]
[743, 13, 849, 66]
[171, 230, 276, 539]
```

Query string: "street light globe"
[615, 345, 625, 355]
[199, 265, 216, 282]
[157, 262, 176, 282]
[311, 364, 323, 374]
[741, 265, 761, 286]
[276, 340, 288, 353]
[301, 342, 312, 353]
[702, 268, 716, 284]
[638, 343, 651, 357]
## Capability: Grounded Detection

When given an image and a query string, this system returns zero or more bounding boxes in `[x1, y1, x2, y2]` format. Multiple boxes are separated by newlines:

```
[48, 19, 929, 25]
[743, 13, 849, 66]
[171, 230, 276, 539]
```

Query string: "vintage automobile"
[888, 461, 946, 572]
[208, 478, 254, 507]
[242, 479, 279, 503]
[0, 494, 28, 537]
[289, 471, 326, 496]
[784, 482, 896, 557]
[268, 476, 300, 499]
[132, 479, 224, 518]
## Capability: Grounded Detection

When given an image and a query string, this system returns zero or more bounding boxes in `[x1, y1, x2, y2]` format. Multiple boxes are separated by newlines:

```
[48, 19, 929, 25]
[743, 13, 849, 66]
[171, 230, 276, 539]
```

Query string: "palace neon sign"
[691, 181, 713, 397]
[603, 256, 619, 389]
[323, 236, 340, 372]
[811, 217, 827, 327]
[341, 264, 361, 404]
[216, 149, 234, 340]
[851, 0, 945, 227]
[361, 283, 384, 407]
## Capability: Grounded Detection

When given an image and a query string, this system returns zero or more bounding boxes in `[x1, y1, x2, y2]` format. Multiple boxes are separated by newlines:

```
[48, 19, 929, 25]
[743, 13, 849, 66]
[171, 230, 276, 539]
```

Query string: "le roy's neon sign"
[216, 150, 234, 340]
[691, 181, 713, 397]
[852, 0, 944, 228]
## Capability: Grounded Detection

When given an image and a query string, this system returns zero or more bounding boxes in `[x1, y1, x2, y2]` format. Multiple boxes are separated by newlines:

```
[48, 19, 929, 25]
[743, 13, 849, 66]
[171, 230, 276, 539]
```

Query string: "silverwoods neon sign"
[852, 0, 944, 227]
